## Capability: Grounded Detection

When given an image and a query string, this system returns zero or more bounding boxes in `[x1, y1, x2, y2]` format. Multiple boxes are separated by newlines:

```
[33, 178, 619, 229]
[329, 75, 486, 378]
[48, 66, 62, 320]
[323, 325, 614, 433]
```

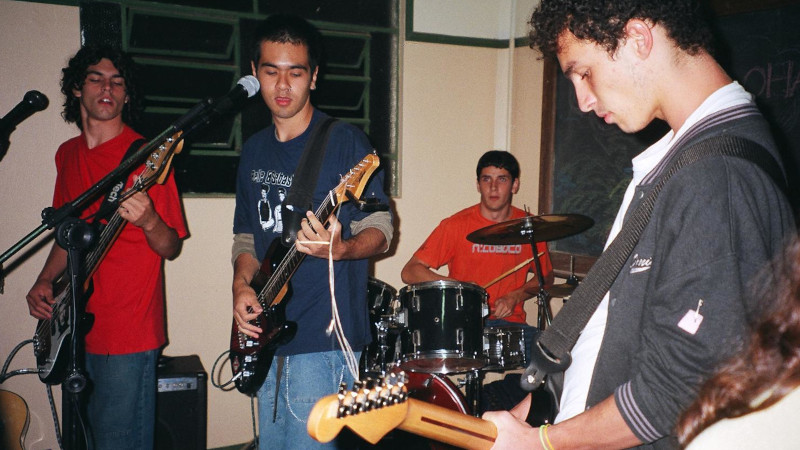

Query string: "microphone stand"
[57, 217, 96, 450]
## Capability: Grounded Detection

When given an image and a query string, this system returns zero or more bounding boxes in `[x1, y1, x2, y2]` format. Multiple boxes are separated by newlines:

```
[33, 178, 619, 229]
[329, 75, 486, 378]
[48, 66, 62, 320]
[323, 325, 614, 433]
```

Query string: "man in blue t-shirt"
[231, 14, 393, 450]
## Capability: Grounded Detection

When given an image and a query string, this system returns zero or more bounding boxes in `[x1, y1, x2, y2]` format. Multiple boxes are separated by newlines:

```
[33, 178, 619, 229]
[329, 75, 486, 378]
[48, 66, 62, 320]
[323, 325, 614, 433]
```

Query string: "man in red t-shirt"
[26, 46, 187, 449]
[402, 150, 554, 333]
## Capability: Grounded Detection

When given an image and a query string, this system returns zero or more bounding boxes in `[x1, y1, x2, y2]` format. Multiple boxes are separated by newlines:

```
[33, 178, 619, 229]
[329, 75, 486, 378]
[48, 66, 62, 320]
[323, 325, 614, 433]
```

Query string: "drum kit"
[361, 213, 593, 424]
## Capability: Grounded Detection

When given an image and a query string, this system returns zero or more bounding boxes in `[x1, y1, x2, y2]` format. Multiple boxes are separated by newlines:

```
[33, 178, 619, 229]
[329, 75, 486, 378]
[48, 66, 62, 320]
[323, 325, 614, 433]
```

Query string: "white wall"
[0, 1, 546, 448]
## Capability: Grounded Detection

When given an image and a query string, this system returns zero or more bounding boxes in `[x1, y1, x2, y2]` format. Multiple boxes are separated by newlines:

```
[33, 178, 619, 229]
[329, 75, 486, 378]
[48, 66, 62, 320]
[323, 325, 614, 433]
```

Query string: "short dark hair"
[250, 14, 323, 74]
[528, 0, 715, 59]
[60, 45, 141, 129]
[476, 150, 520, 180]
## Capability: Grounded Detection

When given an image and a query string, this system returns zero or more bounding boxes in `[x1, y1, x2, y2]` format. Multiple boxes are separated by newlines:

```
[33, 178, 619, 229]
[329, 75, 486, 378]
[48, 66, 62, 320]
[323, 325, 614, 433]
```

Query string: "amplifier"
[155, 355, 207, 450]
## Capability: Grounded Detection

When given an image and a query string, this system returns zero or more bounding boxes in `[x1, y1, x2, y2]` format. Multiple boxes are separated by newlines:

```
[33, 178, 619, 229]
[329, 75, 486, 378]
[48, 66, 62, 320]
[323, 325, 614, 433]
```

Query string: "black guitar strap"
[92, 137, 147, 223]
[280, 117, 338, 246]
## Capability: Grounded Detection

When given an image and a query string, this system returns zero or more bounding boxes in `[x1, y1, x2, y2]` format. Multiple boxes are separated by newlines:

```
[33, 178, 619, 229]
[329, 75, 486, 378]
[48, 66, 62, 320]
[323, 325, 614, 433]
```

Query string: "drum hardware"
[482, 326, 528, 371]
[467, 213, 593, 331]
[463, 369, 484, 417]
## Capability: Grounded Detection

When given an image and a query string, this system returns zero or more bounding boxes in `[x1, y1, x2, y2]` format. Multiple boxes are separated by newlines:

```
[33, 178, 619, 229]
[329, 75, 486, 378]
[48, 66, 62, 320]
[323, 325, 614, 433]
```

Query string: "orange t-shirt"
[413, 205, 552, 324]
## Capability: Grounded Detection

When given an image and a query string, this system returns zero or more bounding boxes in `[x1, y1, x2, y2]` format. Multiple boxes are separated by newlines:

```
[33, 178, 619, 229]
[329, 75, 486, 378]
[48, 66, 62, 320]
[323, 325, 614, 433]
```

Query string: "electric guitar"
[33, 133, 184, 384]
[229, 153, 381, 395]
[308, 372, 498, 449]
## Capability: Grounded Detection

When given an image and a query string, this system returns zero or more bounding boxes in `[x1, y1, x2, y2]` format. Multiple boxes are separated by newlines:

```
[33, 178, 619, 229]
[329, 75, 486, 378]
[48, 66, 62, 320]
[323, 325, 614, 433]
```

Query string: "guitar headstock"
[127, 131, 185, 195]
[308, 371, 409, 444]
[334, 153, 380, 205]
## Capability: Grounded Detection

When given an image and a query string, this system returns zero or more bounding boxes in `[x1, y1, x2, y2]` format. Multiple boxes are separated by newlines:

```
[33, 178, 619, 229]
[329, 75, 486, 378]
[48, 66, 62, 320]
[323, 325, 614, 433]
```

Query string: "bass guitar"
[33, 133, 184, 384]
[229, 153, 380, 395]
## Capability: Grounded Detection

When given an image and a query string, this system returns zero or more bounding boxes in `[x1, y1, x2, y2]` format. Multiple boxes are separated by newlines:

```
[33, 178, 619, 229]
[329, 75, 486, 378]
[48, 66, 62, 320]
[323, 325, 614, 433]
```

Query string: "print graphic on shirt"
[471, 244, 523, 254]
[273, 187, 286, 234]
[258, 186, 274, 230]
[252, 169, 292, 232]
[629, 254, 653, 274]
[251, 168, 293, 187]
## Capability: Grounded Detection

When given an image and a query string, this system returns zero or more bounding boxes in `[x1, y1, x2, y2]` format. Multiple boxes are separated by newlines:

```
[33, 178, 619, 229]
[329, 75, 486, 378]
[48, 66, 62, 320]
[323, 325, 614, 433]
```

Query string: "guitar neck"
[259, 191, 339, 306]
[398, 398, 497, 450]
[308, 393, 496, 450]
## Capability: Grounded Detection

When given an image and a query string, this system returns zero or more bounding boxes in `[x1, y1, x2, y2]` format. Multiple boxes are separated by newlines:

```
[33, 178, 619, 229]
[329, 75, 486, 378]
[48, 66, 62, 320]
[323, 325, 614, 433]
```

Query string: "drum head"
[399, 280, 486, 298]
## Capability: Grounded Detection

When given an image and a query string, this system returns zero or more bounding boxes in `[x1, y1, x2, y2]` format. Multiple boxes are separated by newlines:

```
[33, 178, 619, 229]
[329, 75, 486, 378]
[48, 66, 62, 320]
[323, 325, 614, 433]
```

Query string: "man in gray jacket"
[484, 1, 796, 448]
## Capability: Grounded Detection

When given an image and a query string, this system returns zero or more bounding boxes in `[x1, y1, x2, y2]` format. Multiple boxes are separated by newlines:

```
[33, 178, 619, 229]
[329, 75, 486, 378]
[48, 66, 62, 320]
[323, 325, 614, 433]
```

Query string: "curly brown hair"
[61, 45, 141, 130]
[676, 237, 800, 445]
[528, 0, 715, 59]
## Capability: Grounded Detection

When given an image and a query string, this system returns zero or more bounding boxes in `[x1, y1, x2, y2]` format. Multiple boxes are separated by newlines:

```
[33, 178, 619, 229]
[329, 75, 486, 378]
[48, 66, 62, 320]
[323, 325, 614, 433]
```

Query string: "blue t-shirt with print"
[234, 109, 390, 355]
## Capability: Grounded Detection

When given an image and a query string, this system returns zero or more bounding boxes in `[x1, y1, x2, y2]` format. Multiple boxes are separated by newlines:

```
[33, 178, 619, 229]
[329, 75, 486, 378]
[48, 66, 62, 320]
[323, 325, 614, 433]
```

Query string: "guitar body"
[33, 279, 94, 384]
[230, 240, 298, 395]
[0, 389, 30, 450]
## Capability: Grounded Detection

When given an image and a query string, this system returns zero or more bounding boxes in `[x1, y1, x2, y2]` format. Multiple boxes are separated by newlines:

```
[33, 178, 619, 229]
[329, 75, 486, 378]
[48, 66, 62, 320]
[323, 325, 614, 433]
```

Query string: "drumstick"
[482, 252, 544, 289]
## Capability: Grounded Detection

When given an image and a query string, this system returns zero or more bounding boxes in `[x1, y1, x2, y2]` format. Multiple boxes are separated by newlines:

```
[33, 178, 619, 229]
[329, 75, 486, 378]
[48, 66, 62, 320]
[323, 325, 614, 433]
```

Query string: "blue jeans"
[485, 319, 540, 365]
[85, 349, 158, 450]
[257, 350, 361, 450]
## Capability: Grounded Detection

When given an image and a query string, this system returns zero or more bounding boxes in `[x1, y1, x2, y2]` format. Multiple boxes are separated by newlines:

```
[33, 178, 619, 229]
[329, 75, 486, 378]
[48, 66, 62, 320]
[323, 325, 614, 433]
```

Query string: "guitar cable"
[0, 339, 37, 383]
[209, 349, 259, 447]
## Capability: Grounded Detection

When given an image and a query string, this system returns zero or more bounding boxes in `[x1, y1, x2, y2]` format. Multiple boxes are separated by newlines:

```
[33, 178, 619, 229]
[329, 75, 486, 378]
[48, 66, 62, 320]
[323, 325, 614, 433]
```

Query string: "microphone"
[172, 75, 260, 136]
[0, 90, 49, 133]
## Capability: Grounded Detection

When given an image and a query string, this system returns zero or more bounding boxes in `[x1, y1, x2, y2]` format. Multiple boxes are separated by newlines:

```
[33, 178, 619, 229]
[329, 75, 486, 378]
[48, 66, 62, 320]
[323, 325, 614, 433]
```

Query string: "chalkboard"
[710, 3, 800, 210]
[538, 1, 800, 277]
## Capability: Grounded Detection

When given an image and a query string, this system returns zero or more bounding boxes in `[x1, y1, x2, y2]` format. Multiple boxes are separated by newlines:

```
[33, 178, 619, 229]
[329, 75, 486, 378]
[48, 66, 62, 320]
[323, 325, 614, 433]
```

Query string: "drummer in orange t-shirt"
[401, 150, 554, 361]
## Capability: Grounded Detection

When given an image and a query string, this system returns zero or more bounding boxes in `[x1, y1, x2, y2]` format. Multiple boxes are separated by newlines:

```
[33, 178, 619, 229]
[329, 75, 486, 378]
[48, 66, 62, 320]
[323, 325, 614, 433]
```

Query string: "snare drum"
[483, 326, 528, 370]
[399, 280, 488, 373]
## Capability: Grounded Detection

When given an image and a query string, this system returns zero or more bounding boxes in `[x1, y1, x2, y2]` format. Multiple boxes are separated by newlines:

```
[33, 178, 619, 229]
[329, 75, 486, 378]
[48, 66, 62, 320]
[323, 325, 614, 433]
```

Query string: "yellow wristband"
[542, 423, 555, 450]
[538, 424, 548, 449]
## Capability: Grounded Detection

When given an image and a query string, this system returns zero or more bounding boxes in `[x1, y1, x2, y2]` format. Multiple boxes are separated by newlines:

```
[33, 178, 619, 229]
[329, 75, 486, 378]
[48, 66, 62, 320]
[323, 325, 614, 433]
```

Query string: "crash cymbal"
[466, 214, 594, 245]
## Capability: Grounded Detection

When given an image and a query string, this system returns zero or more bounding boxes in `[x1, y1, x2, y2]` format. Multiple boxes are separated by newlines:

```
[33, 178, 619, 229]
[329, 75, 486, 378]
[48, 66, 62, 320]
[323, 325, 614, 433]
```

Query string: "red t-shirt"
[53, 126, 188, 354]
[413, 204, 552, 324]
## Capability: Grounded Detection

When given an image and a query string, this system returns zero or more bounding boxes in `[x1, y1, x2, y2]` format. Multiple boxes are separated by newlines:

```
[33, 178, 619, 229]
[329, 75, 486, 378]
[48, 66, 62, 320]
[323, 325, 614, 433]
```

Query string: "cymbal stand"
[563, 255, 579, 304]
[520, 225, 553, 331]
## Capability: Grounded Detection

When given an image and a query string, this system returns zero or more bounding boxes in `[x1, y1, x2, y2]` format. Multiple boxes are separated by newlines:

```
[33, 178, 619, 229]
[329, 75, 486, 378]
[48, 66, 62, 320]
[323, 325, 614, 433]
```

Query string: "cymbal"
[466, 214, 594, 245]
[548, 282, 578, 298]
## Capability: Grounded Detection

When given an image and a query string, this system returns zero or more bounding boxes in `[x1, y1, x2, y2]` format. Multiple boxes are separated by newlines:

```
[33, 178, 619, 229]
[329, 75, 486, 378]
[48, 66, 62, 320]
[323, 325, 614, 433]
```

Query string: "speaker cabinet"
[155, 355, 207, 450]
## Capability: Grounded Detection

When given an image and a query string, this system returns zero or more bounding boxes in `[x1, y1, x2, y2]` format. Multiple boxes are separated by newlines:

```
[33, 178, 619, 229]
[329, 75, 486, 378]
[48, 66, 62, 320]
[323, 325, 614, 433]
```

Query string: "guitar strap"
[522, 135, 786, 395]
[280, 117, 338, 246]
[92, 138, 147, 224]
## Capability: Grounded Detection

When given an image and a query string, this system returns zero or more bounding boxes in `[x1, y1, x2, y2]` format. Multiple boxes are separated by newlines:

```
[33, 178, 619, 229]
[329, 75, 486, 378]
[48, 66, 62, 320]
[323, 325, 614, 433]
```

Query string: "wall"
[0, 2, 81, 449]
[0, 1, 545, 448]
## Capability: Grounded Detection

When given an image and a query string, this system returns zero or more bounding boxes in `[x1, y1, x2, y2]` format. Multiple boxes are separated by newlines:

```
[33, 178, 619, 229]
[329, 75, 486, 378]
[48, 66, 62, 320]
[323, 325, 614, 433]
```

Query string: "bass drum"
[355, 372, 468, 450]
